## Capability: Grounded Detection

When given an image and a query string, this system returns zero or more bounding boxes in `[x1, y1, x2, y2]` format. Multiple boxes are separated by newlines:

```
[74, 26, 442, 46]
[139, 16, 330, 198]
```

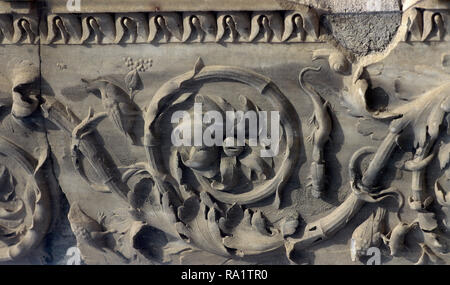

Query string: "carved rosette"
[144, 60, 300, 204]
[128, 59, 301, 257]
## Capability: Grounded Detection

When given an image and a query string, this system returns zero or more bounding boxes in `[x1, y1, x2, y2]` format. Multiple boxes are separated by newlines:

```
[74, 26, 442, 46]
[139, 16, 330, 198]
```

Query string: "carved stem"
[286, 132, 399, 258]
[411, 143, 434, 202]
[362, 132, 399, 188]
[41, 97, 128, 200]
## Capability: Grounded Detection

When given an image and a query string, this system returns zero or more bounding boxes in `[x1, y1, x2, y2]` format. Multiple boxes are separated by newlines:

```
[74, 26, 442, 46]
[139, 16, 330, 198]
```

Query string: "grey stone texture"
[322, 12, 402, 56]
[0, 0, 448, 265]
[288, 0, 401, 12]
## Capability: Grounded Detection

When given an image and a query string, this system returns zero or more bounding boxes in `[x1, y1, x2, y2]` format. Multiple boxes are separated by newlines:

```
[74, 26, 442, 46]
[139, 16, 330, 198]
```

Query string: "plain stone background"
[286, 0, 401, 12]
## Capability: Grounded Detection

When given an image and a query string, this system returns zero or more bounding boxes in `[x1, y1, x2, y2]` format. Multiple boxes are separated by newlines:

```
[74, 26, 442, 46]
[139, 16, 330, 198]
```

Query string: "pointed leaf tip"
[193, 57, 205, 75]
[125, 69, 143, 94]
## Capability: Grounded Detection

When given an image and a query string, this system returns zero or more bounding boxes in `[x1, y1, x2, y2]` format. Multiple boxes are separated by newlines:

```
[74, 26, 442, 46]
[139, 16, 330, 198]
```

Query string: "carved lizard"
[299, 66, 332, 198]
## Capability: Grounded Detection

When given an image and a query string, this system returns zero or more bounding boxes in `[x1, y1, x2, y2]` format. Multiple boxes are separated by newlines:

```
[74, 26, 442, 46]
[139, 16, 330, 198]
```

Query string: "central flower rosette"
[171, 94, 280, 192]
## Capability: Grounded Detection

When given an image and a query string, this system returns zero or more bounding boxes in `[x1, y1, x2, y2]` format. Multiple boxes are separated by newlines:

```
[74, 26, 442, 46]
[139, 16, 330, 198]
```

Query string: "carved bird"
[82, 75, 141, 145]
[350, 207, 386, 262]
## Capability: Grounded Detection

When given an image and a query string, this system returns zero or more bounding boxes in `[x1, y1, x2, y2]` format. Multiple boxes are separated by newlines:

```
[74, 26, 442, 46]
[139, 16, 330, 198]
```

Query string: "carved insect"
[350, 207, 386, 262]
[299, 66, 332, 198]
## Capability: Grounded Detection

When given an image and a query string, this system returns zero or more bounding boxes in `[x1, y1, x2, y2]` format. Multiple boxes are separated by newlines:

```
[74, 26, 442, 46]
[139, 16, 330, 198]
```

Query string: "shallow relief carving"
[0, 0, 449, 265]
[38, 9, 322, 45]
[0, 59, 55, 264]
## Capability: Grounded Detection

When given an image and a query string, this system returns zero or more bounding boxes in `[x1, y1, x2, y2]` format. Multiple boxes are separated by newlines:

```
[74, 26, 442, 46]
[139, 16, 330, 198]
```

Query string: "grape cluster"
[123, 57, 153, 72]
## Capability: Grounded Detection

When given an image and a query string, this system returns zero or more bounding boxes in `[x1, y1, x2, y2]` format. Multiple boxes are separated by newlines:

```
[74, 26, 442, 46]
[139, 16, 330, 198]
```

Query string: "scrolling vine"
[0, 55, 448, 265]
[46, 55, 450, 264]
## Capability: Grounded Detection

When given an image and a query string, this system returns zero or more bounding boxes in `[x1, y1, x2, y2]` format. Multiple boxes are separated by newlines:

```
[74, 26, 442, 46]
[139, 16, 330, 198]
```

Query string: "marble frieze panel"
[0, 0, 448, 265]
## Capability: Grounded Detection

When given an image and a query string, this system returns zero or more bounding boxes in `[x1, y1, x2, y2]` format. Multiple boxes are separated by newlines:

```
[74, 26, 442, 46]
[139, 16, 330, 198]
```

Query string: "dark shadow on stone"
[44, 189, 78, 265]
[366, 87, 390, 113]
[133, 225, 169, 262]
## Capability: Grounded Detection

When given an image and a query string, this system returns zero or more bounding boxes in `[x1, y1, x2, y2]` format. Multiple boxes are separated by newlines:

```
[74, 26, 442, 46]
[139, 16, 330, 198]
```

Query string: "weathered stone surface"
[286, 0, 401, 12]
[322, 13, 402, 56]
[0, 0, 449, 266]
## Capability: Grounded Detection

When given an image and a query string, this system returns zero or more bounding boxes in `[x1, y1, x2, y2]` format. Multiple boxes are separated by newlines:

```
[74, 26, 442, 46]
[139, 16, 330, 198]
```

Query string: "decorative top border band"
[0, 3, 448, 45]
[0, 9, 326, 45]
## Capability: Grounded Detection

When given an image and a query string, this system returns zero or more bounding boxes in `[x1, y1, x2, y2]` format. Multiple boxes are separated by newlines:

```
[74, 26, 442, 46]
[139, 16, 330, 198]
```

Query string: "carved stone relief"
[0, 0, 448, 265]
